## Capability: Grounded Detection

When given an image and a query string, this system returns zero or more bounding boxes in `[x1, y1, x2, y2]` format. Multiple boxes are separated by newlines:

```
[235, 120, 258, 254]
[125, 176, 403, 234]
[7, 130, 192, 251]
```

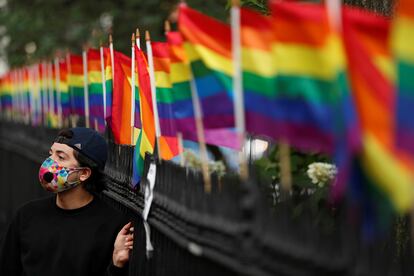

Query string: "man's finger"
[120, 222, 132, 234]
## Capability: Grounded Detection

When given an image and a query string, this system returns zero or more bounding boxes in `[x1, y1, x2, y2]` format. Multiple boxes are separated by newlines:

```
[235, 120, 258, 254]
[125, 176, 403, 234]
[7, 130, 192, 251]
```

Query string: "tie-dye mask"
[39, 157, 84, 193]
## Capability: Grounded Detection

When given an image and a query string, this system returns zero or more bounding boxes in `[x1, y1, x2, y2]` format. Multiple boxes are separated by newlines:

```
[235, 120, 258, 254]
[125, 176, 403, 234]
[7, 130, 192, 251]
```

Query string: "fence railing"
[1, 121, 413, 276]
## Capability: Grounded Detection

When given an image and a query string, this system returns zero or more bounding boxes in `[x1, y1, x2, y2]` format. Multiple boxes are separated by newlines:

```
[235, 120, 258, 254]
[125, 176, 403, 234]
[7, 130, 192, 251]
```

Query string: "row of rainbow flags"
[1, 0, 414, 222]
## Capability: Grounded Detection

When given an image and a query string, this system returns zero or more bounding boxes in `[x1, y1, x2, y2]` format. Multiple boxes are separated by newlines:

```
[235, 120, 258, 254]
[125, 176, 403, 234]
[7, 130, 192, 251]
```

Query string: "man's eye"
[58, 156, 65, 160]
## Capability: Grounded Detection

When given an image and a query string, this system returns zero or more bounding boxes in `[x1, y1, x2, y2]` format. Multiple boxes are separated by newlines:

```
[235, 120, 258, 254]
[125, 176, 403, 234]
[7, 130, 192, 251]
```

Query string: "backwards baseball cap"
[54, 127, 108, 170]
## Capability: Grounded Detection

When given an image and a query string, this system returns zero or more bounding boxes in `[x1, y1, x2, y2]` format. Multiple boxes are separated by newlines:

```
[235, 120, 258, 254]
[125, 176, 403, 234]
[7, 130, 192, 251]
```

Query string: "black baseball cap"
[54, 127, 108, 170]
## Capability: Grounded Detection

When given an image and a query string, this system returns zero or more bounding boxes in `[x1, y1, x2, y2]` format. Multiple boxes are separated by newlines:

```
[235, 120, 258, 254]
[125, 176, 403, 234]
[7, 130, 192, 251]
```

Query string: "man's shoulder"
[18, 196, 54, 213]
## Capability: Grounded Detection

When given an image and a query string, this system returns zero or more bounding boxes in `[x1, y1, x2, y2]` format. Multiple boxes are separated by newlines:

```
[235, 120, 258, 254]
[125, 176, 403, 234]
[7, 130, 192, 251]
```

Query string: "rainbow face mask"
[39, 157, 84, 193]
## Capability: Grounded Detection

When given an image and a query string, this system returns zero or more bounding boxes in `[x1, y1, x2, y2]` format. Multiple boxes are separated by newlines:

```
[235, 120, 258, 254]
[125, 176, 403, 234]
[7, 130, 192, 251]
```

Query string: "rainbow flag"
[41, 63, 50, 125]
[151, 41, 179, 160]
[0, 73, 12, 115]
[393, 0, 414, 156]
[178, 5, 235, 131]
[132, 47, 155, 186]
[45, 62, 58, 128]
[22, 68, 31, 119]
[111, 50, 139, 144]
[58, 60, 71, 119]
[243, 2, 347, 153]
[246, 2, 358, 198]
[67, 54, 85, 120]
[51, 63, 59, 124]
[87, 49, 105, 132]
[344, 7, 414, 214]
[167, 31, 239, 149]
[103, 47, 113, 120]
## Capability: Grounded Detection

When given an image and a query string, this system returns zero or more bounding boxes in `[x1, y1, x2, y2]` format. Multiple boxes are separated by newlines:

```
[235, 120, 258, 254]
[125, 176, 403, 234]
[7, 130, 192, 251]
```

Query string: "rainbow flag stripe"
[132, 47, 155, 186]
[111, 50, 134, 145]
[103, 47, 113, 120]
[343, 7, 414, 230]
[59, 60, 71, 118]
[244, 2, 344, 153]
[87, 49, 105, 131]
[68, 54, 85, 117]
[178, 4, 235, 131]
[152, 41, 179, 160]
[393, 0, 414, 155]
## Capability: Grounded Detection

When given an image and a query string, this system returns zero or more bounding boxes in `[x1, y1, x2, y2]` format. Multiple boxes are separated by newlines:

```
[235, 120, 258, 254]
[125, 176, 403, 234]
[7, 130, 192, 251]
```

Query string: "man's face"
[49, 142, 79, 168]
[48, 142, 90, 185]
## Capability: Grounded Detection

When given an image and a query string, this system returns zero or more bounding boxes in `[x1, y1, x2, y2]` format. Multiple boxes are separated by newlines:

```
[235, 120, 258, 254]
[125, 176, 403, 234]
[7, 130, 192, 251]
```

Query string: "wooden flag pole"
[146, 31, 163, 162]
[135, 28, 141, 49]
[109, 34, 121, 157]
[18, 69, 25, 123]
[82, 47, 90, 128]
[164, 19, 186, 166]
[109, 34, 115, 83]
[131, 33, 136, 145]
[47, 62, 55, 127]
[54, 58, 62, 128]
[41, 62, 48, 126]
[177, 132, 185, 167]
[231, 0, 248, 181]
[164, 20, 171, 35]
[187, 62, 212, 193]
[279, 140, 292, 193]
[66, 53, 76, 128]
[35, 65, 41, 126]
[99, 42, 107, 123]
[32, 64, 40, 125]
[27, 67, 33, 125]
[326, 0, 342, 32]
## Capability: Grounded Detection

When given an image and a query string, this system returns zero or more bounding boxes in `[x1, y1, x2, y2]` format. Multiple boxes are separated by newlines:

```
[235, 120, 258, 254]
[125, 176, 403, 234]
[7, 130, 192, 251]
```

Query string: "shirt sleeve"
[0, 211, 23, 275]
[106, 261, 128, 276]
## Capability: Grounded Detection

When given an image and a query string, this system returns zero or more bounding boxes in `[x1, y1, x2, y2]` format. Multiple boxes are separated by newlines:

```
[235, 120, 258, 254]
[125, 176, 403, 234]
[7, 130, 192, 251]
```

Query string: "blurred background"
[0, 0, 395, 74]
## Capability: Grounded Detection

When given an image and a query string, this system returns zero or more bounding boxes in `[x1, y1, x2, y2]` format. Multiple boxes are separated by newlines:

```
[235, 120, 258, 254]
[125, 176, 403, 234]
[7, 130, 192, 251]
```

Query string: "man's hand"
[112, 222, 134, 268]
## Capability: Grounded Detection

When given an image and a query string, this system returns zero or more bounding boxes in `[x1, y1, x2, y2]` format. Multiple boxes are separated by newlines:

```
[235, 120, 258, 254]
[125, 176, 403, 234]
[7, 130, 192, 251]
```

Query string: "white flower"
[183, 150, 226, 177]
[306, 162, 337, 187]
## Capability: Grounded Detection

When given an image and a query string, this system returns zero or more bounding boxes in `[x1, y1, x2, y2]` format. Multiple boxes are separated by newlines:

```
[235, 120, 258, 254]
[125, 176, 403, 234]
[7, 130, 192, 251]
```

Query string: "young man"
[0, 127, 134, 275]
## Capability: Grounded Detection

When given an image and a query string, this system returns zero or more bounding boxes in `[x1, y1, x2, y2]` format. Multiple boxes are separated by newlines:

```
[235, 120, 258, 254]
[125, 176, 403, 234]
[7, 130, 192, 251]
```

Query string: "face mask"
[39, 157, 84, 193]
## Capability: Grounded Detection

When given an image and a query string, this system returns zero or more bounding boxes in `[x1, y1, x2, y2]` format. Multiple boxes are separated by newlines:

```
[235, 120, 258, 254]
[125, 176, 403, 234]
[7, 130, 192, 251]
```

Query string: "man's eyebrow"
[50, 149, 69, 157]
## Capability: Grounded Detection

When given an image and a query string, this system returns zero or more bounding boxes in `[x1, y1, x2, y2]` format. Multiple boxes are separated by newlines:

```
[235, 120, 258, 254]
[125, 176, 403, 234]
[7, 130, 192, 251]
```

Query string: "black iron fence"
[1, 121, 413, 275]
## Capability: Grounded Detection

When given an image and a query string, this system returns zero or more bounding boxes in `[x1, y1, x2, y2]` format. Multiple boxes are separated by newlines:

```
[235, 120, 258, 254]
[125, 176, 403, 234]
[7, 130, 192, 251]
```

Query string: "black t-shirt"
[0, 195, 129, 276]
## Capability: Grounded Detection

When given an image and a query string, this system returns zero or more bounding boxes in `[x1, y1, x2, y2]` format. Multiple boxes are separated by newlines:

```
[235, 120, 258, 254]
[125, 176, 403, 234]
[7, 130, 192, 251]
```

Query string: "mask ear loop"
[66, 168, 85, 186]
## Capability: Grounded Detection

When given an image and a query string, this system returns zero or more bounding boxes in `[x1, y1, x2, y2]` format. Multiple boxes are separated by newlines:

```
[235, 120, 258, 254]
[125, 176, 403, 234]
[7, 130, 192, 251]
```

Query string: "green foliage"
[255, 144, 338, 232]
[0, 0, 228, 68]
[1, 0, 394, 68]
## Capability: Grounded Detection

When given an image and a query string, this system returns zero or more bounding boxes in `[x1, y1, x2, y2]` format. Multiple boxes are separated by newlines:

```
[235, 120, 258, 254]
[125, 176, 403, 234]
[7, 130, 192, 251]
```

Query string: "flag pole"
[146, 31, 163, 162]
[109, 34, 121, 157]
[177, 132, 185, 167]
[99, 42, 107, 124]
[47, 62, 55, 127]
[231, 0, 248, 181]
[165, 19, 185, 165]
[109, 34, 115, 82]
[186, 59, 212, 192]
[54, 58, 62, 128]
[66, 53, 76, 128]
[82, 47, 90, 128]
[326, 0, 342, 32]
[41, 62, 47, 126]
[164, 20, 171, 33]
[135, 28, 141, 49]
[131, 33, 136, 145]
[26, 68, 33, 125]
[35, 64, 42, 126]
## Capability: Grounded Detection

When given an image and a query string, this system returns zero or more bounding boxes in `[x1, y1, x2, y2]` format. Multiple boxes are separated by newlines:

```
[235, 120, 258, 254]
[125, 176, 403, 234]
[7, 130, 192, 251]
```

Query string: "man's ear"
[79, 167, 92, 182]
